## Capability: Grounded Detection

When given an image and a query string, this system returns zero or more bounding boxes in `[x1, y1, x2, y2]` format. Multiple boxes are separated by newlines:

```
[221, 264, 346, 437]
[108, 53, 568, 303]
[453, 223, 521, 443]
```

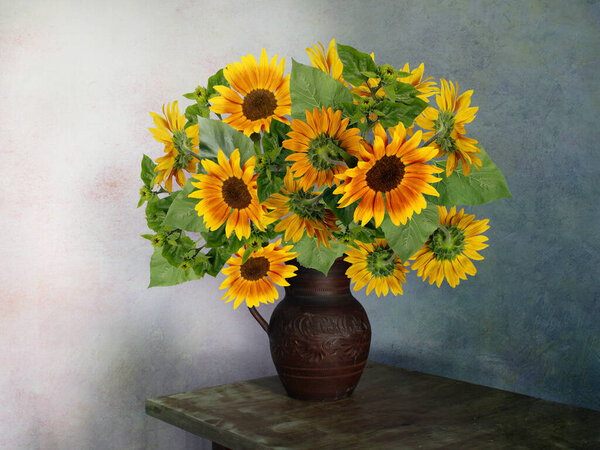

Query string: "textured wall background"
[1, 0, 598, 448]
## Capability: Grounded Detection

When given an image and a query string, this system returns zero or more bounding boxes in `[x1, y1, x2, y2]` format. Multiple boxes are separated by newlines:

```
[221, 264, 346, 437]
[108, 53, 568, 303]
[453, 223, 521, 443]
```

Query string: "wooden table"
[146, 361, 600, 449]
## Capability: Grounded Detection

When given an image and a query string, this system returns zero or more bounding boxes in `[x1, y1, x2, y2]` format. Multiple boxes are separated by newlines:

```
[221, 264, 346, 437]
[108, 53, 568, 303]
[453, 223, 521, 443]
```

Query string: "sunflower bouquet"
[139, 40, 511, 309]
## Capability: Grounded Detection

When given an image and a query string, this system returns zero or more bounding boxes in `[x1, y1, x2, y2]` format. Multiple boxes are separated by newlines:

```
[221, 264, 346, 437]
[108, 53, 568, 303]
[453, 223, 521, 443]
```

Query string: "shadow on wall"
[74, 297, 276, 450]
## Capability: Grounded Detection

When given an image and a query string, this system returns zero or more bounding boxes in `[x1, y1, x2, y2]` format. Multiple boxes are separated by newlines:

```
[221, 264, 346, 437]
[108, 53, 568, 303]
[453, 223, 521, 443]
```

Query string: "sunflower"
[397, 63, 438, 102]
[263, 170, 339, 247]
[306, 39, 346, 85]
[283, 106, 363, 190]
[334, 122, 443, 227]
[149, 101, 199, 192]
[415, 79, 482, 177]
[209, 49, 291, 136]
[344, 239, 408, 297]
[220, 240, 298, 309]
[188, 149, 264, 239]
[410, 206, 489, 288]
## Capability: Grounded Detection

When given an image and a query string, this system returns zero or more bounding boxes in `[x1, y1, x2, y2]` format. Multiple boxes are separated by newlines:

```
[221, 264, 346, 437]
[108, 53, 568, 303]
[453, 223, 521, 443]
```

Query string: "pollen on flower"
[221, 177, 252, 209]
[242, 89, 278, 121]
[240, 256, 270, 281]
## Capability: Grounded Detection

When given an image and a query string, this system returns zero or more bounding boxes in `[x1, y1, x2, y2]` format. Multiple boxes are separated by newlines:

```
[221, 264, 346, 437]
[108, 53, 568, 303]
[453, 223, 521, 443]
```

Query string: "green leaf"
[162, 235, 196, 266]
[322, 187, 355, 225]
[141, 154, 157, 188]
[292, 235, 348, 275]
[340, 102, 363, 123]
[262, 119, 291, 158]
[337, 43, 378, 86]
[381, 203, 439, 262]
[360, 70, 379, 79]
[375, 98, 427, 127]
[257, 171, 283, 203]
[148, 247, 203, 287]
[196, 117, 255, 162]
[290, 60, 353, 120]
[145, 193, 177, 232]
[207, 68, 229, 98]
[383, 84, 396, 101]
[184, 103, 210, 125]
[427, 146, 512, 206]
[206, 247, 235, 277]
[162, 178, 207, 232]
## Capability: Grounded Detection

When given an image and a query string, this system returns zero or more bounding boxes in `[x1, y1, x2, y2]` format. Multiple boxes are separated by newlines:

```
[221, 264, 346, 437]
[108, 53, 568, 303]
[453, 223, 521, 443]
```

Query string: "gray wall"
[1, 0, 598, 448]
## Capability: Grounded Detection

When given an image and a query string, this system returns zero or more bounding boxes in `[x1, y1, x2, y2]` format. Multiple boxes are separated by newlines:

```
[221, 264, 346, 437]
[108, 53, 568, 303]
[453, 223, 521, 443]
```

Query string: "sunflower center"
[433, 110, 458, 154]
[242, 89, 277, 121]
[366, 155, 405, 192]
[287, 189, 326, 221]
[221, 177, 252, 209]
[307, 134, 343, 171]
[240, 256, 270, 281]
[172, 129, 194, 169]
[366, 246, 396, 278]
[428, 225, 466, 261]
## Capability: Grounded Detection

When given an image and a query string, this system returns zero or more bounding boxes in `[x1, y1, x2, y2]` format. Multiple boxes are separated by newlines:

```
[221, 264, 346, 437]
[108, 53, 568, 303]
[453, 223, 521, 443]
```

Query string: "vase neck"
[286, 258, 351, 299]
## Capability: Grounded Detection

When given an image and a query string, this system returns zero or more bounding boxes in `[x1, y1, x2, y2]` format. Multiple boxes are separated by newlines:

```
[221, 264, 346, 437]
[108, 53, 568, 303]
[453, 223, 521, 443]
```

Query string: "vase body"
[268, 258, 371, 401]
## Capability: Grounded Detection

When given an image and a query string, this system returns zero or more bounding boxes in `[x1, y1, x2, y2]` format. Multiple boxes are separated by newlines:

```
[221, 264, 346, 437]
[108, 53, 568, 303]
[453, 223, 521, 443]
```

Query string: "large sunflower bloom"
[210, 49, 291, 136]
[283, 106, 363, 190]
[220, 240, 298, 309]
[344, 239, 408, 297]
[189, 149, 264, 239]
[149, 101, 199, 192]
[263, 170, 339, 247]
[410, 206, 490, 288]
[415, 79, 482, 177]
[397, 63, 438, 102]
[334, 123, 443, 227]
[306, 39, 347, 85]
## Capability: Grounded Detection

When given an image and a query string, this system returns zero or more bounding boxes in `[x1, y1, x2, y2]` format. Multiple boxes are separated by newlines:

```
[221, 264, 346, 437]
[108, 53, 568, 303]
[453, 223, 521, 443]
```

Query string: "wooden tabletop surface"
[146, 361, 600, 449]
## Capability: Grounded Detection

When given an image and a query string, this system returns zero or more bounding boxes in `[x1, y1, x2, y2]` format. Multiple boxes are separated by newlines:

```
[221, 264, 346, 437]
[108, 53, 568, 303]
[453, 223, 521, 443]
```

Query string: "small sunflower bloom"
[334, 123, 443, 227]
[189, 149, 264, 240]
[149, 101, 200, 192]
[220, 240, 298, 309]
[283, 106, 363, 190]
[410, 206, 490, 288]
[344, 239, 408, 297]
[306, 39, 346, 85]
[415, 79, 482, 177]
[263, 170, 339, 247]
[397, 63, 438, 102]
[210, 49, 291, 136]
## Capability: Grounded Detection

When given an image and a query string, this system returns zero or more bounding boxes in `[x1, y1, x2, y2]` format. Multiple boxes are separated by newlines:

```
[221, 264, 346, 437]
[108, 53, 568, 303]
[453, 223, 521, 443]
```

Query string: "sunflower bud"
[378, 64, 397, 83]
[151, 233, 165, 247]
[193, 85, 208, 103]
[357, 96, 375, 112]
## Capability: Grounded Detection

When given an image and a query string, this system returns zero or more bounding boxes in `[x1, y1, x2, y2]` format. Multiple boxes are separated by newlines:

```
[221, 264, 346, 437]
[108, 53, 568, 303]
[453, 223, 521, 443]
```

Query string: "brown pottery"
[250, 258, 371, 401]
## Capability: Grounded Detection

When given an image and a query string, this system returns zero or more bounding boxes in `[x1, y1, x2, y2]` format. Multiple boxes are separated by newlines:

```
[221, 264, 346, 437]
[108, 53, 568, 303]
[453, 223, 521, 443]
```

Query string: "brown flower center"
[240, 256, 270, 281]
[221, 177, 252, 209]
[365, 155, 405, 192]
[242, 89, 277, 121]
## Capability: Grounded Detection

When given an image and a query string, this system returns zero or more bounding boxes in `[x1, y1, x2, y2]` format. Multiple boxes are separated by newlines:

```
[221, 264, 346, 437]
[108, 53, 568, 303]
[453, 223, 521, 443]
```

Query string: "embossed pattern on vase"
[268, 258, 371, 401]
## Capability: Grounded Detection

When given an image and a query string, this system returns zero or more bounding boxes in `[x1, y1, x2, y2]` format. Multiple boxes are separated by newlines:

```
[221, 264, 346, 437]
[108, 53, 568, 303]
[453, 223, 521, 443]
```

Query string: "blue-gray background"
[2, 0, 598, 448]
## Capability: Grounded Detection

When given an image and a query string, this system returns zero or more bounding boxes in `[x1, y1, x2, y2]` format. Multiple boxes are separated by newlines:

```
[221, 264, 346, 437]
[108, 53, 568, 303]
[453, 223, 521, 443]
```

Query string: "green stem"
[250, 133, 262, 155]
[439, 225, 452, 242]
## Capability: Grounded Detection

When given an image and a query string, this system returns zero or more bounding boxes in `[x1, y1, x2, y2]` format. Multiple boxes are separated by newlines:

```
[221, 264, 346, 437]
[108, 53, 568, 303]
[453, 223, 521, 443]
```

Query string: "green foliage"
[206, 68, 229, 98]
[261, 119, 291, 158]
[196, 117, 255, 162]
[145, 193, 178, 232]
[290, 60, 353, 119]
[337, 43, 378, 86]
[292, 235, 348, 275]
[141, 154, 157, 188]
[427, 146, 512, 206]
[162, 179, 207, 232]
[257, 173, 283, 203]
[374, 98, 428, 127]
[148, 247, 203, 287]
[322, 187, 355, 225]
[381, 203, 440, 262]
[161, 234, 196, 266]
[184, 103, 210, 125]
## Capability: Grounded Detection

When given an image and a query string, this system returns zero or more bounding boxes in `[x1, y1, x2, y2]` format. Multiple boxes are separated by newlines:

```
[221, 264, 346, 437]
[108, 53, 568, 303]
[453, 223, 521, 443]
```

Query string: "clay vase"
[249, 258, 371, 401]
